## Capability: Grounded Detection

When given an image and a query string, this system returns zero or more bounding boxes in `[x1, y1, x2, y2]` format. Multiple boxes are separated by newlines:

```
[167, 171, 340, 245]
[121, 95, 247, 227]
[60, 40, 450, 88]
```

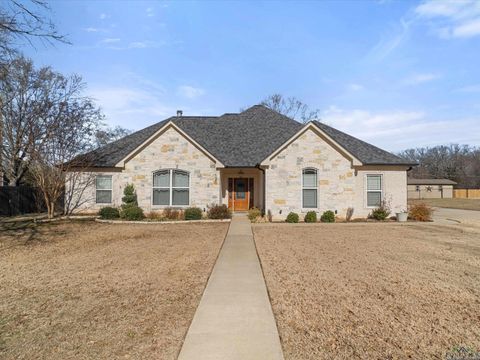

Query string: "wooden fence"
[0, 186, 63, 217]
[453, 189, 480, 199]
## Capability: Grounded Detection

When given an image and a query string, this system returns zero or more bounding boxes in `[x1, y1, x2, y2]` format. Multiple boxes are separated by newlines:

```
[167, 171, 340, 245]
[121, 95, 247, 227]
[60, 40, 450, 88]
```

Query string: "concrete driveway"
[432, 207, 480, 227]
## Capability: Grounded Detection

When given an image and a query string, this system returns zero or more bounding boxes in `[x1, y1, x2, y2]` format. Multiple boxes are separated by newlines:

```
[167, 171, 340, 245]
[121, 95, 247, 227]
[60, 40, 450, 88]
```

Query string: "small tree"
[120, 183, 144, 220]
[121, 184, 137, 208]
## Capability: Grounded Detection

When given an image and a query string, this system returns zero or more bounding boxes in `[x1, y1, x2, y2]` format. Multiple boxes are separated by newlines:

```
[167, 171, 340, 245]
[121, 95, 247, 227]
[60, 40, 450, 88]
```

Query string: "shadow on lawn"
[0, 220, 68, 250]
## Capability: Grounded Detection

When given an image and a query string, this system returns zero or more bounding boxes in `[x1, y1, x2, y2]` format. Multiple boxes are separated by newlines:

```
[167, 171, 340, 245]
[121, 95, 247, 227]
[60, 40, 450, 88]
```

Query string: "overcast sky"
[26, 0, 480, 151]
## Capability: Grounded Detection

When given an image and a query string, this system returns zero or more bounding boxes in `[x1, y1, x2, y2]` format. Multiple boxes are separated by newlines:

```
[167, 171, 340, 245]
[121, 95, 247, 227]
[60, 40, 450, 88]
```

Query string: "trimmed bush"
[98, 206, 120, 219]
[286, 212, 299, 223]
[163, 207, 183, 220]
[121, 183, 137, 207]
[320, 210, 335, 223]
[304, 211, 317, 223]
[122, 205, 145, 221]
[184, 207, 203, 220]
[409, 203, 433, 221]
[247, 207, 261, 222]
[369, 201, 391, 221]
[207, 204, 231, 219]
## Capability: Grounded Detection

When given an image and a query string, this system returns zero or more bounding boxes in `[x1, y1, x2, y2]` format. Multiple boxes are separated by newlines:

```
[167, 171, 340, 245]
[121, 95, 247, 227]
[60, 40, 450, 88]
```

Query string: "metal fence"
[0, 186, 50, 216]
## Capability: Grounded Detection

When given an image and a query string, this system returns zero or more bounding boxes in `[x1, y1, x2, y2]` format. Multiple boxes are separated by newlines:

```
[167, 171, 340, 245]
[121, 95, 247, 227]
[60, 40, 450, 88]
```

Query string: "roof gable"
[313, 121, 416, 166]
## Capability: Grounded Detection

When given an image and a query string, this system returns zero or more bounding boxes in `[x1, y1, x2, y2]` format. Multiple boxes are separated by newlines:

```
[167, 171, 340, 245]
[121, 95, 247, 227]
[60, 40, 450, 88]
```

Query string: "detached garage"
[407, 178, 457, 199]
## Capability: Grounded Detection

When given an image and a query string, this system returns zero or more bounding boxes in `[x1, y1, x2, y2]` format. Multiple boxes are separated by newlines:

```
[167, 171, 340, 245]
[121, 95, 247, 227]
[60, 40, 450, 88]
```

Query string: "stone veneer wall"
[265, 128, 408, 220]
[265, 128, 355, 220]
[71, 126, 220, 213]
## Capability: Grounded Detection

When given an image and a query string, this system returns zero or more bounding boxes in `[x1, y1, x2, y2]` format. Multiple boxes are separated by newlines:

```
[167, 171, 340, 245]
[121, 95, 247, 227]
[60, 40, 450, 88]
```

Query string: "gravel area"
[253, 223, 480, 359]
[0, 220, 228, 360]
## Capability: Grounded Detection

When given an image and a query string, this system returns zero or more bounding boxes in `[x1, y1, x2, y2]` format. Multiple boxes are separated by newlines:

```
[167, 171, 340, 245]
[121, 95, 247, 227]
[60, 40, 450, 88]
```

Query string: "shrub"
[121, 183, 137, 207]
[122, 205, 145, 221]
[207, 204, 232, 219]
[320, 210, 335, 223]
[163, 207, 183, 220]
[98, 206, 120, 219]
[185, 207, 203, 220]
[286, 212, 299, 223]
[409, 203, 433, 221]
[369, 201, 391, 221]
[146, 211, 163, 221]
[248, 207, 261, 222]
[304, 211, 317, 223]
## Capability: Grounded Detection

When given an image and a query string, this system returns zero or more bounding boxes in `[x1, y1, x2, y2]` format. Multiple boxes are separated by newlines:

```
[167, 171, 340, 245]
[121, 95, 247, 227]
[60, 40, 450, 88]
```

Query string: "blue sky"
[25, 0, 480, 151]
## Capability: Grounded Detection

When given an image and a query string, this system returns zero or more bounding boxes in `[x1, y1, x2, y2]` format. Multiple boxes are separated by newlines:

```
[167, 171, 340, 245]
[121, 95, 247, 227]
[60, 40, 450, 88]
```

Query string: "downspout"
[256, 164, 266, 216]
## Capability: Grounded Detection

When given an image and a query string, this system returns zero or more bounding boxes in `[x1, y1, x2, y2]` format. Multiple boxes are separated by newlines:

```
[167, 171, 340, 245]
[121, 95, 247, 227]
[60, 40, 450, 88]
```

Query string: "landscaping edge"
[95, 218, 232, 225]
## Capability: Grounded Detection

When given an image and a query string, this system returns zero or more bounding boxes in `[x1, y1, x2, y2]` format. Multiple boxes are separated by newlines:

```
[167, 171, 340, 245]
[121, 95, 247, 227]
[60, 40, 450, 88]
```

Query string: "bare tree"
[0, 56, 102, 217]
[260, 94, 320, 123]
[95, 125, 131, 147]
[0, 0, 68, 59]
[0, 1, 68, 186]
[30, 80, 102, 217]
[398, 144, 480, 188]
[0, 56, 98, 186]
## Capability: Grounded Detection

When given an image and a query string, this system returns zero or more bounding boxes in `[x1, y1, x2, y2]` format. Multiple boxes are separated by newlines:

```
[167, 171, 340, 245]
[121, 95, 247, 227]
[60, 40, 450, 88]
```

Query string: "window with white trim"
[302, 168, 318, 208]
[153, 169, 189, 206]
[96, 175, 112, 204]
[366, 174, 382, 207]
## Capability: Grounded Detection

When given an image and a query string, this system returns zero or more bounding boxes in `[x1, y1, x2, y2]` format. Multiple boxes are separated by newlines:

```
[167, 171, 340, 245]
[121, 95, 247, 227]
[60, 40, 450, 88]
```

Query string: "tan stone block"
[274, 199, 286, 205]
[313, 149, 321, 154]
[346, 171, 353, 177]
[320, 180, 329, 185]
[161, 144, 173, 152]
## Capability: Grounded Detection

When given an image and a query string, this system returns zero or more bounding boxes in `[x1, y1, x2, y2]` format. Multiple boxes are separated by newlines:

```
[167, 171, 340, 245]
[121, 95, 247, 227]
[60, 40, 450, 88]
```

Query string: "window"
[302, 168, 317, 208]
[96, 175, 112, 204]
[153, 169, 189, 206]
[366, 174, 382, 207]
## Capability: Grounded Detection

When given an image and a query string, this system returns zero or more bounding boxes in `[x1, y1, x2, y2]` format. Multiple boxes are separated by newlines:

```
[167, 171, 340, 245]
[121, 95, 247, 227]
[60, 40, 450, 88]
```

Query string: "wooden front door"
[228, 178, 254, 211]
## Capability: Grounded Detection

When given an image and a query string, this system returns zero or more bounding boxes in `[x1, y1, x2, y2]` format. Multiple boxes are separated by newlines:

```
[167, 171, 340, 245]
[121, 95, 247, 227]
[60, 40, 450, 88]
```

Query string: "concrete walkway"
[178, 214, 284, 360]
[433, 207, 480, 227]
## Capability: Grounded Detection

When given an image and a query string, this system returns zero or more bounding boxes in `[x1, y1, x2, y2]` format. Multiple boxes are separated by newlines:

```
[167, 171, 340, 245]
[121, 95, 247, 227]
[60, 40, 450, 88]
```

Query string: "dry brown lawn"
[409, 198, 480, 211]
[253, 223, 480, 359]
[0, 220, 228, 360]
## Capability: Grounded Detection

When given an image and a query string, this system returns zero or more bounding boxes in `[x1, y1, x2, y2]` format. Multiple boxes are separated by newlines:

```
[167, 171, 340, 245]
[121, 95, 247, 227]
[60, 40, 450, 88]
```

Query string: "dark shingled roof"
[407, 178, 457, 185]
[313, 120, 417, 166]
[79, 105, 415, 167]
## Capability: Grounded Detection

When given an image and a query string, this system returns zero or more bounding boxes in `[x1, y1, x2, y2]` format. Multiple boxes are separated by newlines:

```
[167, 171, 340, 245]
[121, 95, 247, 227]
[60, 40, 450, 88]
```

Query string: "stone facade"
[72, 125, 220, 213]
[265, 128, 355, 220]
[71, 124, 409, 219]
[264, 128, 409, 220]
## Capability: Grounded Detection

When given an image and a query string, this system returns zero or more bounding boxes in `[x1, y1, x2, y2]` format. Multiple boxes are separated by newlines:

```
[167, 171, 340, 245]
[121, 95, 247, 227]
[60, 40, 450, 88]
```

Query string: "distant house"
[68, 105, 416, 220]
[407, 178, 457, 199]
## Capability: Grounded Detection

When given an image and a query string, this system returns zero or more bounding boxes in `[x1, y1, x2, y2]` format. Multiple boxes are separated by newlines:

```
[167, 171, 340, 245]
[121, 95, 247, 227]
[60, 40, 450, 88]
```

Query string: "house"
[69, 105, 416, 220]
[407, 178, 457, 199]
